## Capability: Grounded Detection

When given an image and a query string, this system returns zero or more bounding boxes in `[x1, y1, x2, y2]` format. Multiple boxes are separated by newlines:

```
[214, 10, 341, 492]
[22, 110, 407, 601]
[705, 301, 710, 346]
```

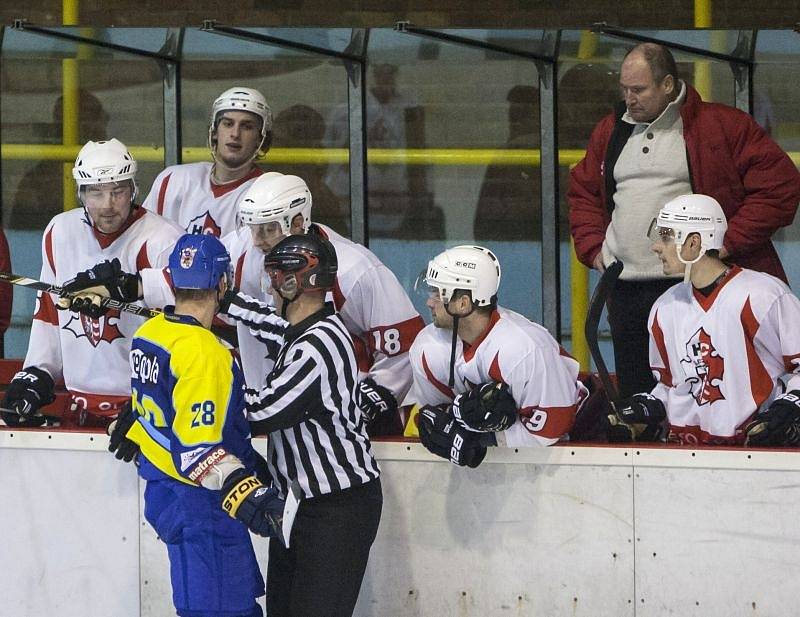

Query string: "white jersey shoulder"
[143, 162, 263, 238]
[408, 323, 458, 407]
[25, 208, 181, 400]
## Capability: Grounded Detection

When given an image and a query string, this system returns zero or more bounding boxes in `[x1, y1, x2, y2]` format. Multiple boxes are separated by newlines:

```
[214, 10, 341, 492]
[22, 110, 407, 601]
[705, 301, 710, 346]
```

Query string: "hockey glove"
[1, 367, 55, 427]
[220, 468, 286, 539]
[451, 381, 518, 432]
[107, 402, 140, 462]
[62, 258, 141, 303]
[607, 393, 667, 442]
[745, 391, 800, 447]
[356, 378, 398, 424]
[418, 405, 493, 468]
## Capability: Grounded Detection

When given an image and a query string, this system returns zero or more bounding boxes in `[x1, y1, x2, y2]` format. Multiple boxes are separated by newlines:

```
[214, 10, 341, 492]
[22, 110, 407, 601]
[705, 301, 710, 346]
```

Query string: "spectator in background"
[11, 90, 109, 229]
[473, 85, 540, 241]
[569, 43, 800, 400]
[325, 63, 441, 239]
[271, 104, 347, 235]
[0, 227, 11, 357]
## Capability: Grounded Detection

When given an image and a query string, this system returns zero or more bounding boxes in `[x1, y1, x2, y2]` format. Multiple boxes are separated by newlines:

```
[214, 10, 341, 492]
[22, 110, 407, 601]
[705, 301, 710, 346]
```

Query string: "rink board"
[2, 432, 799, 617]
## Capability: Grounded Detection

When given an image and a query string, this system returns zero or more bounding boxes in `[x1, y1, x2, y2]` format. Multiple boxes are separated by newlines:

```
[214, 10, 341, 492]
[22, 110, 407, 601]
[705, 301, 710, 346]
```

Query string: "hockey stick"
[0, 272, 160, 318]
[584, 261, 624, 411]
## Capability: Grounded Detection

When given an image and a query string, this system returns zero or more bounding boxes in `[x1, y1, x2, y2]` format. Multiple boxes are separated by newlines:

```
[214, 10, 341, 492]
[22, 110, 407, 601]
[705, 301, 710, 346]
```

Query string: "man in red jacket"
[569, 42, 800, 403]
[0, 227, 11, 357]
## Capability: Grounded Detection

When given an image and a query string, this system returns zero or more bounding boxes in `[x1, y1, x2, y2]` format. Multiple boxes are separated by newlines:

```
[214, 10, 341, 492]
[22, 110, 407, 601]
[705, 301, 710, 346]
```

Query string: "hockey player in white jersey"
[225, 173, 425, 431]
[614, 193, 800, 446]
[411, 245, 587, 466]
[0, 139, 181, 429]
[142, 87, 272, 237]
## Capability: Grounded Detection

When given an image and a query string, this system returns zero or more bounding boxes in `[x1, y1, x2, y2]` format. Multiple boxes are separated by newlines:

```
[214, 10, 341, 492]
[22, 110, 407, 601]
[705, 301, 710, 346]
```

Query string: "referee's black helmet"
[265, 233, 338, 294]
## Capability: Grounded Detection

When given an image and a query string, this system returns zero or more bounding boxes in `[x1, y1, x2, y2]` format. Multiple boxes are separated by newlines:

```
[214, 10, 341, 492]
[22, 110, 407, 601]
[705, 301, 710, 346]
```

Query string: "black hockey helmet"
[264, 233, 338, 300]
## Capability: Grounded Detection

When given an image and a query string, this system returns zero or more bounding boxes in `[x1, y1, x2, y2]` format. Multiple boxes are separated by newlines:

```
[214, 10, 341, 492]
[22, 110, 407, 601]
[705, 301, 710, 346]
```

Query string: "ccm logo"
[455, 261, 476, 269]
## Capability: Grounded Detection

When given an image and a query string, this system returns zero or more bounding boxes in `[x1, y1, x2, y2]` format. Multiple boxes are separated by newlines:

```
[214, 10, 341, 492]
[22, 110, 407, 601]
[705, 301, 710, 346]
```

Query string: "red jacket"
[568, 84, 800, 282]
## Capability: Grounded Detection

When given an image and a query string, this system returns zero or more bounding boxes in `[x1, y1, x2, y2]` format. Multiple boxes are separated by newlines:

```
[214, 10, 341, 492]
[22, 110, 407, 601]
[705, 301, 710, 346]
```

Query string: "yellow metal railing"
[0, 145, 591, 167]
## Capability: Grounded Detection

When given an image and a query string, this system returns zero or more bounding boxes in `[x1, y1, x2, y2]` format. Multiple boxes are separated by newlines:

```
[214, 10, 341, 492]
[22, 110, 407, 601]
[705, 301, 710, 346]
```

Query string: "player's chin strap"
[677, 245, 705, 284]
[444, 300, 478, 389]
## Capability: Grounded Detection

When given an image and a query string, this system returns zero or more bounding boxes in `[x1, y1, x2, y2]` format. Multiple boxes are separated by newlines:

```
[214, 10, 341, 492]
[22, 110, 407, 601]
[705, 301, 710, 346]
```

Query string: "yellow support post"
[570, 239, 590, 371]
[61, 0, 80, 211]
[694, 0, 713, 101]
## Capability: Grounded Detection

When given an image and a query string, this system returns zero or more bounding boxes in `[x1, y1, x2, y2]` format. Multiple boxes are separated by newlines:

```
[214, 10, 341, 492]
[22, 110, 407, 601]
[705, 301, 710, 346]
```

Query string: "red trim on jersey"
[422, 351, 455, 399]
[156, 173, 172, 216]
[332, 278, 346, 311]
[366, 315, 425, 357]
[519, 403, 576, 438]
[135, 242, 151, 272]
[462, 309, 501, 362]
[740, 297, 774, 407]
[353, 335, 372, 373]
[44, 228, 56, 275]
[162, 268, 174, 291]
[209, 166, 262, 198]
[93, 206, 146, 249]
[33, 291, 59, 325]
[68, 391, 130, 417]
[692, 266, 742, 311]
[650, 309, 673, 387]
[667, 423, 744, 446]
[783, 352, 800, 374]
[235, 251, 247, 289]
[488, 352, 504, 383]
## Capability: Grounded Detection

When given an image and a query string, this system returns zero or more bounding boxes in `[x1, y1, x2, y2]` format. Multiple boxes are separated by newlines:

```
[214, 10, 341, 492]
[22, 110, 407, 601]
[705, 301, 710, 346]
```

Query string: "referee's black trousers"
[265, 478, 383, 617]
[607, 278, 680, 399]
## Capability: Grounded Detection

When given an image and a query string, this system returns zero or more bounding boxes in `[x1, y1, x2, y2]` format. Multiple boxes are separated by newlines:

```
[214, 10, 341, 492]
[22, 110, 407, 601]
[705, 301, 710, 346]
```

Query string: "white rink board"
[4, 431, 800, 617]
[0, 434, 140, 617]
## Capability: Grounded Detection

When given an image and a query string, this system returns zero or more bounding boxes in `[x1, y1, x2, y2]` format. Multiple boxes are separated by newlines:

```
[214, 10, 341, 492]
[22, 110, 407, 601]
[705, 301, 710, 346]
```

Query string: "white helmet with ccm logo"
[425, 245, 501, 306]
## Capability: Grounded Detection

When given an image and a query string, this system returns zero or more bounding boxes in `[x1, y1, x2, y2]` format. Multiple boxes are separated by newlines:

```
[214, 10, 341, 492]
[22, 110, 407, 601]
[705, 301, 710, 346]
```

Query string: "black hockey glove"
[451, 381, 518, 432]
[107, 402, 140, 463]
[606, 393, 666, 443]
[745, 391, 800, 447]
[356, 378, 398, 424]
[1, 367, 55, 427]
[220, 468, 286, 539]
[418, 405, 494, 468]
[62, 258, 141, 303]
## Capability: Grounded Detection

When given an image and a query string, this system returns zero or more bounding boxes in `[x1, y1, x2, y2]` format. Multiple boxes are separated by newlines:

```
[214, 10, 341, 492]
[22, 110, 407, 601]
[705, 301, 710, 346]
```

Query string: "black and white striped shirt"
[226, 293, 380, 499]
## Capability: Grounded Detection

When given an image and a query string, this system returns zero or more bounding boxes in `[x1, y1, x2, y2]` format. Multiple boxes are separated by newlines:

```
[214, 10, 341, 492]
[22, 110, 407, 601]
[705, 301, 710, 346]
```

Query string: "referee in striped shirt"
[224, 233, 382, 617]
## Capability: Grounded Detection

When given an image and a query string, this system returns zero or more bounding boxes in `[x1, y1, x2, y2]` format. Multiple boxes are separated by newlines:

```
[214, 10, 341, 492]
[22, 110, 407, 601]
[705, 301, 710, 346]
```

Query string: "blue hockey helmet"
[169, 234, 232, 290]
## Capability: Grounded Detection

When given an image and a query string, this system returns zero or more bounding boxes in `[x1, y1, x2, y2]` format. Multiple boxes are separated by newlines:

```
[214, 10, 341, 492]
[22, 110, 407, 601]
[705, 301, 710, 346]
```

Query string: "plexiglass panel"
[366, 27, 544, 323]
[179, 27, 351, 236]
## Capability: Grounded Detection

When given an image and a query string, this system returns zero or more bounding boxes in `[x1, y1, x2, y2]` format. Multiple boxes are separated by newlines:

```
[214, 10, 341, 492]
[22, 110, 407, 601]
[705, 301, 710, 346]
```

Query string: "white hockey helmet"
[425, 245, 501, 306]
[72, 138, 138, 200]
[208, 86, 273, 151]
[650, 194, 727, 264]
[238, 174, 312, 235]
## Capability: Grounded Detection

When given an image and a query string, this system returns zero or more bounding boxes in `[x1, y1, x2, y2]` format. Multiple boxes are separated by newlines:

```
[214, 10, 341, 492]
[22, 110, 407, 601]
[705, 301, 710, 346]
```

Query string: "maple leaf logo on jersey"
[187, 211, 221, 236]
[679, 327, 725, 406]
[63, 309, 125, 348]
